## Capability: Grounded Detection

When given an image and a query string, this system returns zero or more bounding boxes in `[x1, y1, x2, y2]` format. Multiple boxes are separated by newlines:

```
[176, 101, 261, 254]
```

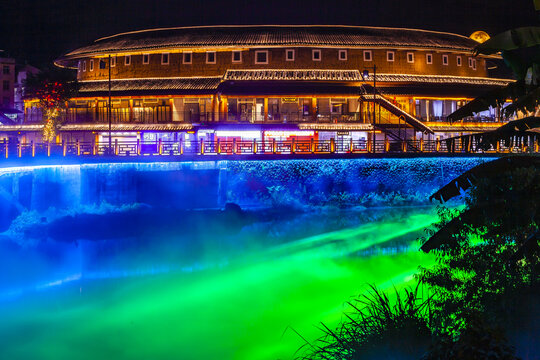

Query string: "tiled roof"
[60, 123, 194, 131]
[426, 122, 504, 132]
[79, 77, 222, 93]
[362, 74, 512, 87]
[57, 25, 478, 65]
[0, 123, 194, 132]
[224, 69, 362, 81]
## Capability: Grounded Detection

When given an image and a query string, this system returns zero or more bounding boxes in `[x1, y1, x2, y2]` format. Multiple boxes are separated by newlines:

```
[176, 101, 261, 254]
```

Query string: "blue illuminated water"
[0, 157, 486, 359]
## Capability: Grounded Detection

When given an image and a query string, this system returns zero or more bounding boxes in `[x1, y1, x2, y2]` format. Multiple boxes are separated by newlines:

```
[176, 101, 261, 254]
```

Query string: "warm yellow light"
[470, 31, 490, 43]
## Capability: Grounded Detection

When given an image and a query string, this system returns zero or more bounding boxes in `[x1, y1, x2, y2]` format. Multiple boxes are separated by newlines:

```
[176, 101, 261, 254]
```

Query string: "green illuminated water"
[0, 208, 436, 360]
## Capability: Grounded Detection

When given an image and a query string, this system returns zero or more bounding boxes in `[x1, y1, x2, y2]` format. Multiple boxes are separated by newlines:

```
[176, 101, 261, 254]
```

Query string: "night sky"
[0, 0, 538, 68]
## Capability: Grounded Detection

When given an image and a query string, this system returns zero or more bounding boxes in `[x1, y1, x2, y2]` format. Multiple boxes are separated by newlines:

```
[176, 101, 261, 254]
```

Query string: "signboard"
[281, 98, 298, 103]
[337, 131, 350, 136]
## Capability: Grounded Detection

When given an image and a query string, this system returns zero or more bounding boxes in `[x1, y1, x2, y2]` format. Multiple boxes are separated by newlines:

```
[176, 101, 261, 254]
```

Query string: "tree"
[24, 68, 78, 142]
[418, 157, 540, 357]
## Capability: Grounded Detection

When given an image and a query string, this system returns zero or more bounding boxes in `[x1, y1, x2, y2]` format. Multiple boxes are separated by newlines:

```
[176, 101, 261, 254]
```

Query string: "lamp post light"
[361, 65, 377, 125]
[108, 54, 112, 155]
[362, 65, 377, 152]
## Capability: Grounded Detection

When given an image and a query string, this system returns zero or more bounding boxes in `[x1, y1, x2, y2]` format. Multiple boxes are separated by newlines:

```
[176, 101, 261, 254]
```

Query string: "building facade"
[10, 25, 514, 150]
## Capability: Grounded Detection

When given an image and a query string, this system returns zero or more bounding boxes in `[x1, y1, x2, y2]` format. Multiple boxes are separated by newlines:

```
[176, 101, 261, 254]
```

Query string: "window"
[407, 52, 414, 63]
[472, 58, 477, 70]
[468, 57, 473, 67]
[83, 61, 86, 71]
[89, 59, 94, 71]
[78, 61, 82, 72]
[3, 81, 9, 91]
[457, 56, 462, 66]
[143, 54, 150, 64]
[286, 49, 295, 61]
[338, 50, 347, 61]
[442, 54, 448, 65]
[183, 52, 192, 64]
[3, 97, 8, 106]
[387, 51, 395, 62]
[99, 59, 106, 69]
[255, 50, 268, 64]
[110, 56, 116, 67]
[2, 66, 9, 75]
[206, 51, 216, 64]
[125, 55, 131, 66]
[232, 51, 242, 63]
[312, 49, 321, 61]
[426, 54, 433, 64]
[363, 50, 372, 61]
[161, 53, 169, 65]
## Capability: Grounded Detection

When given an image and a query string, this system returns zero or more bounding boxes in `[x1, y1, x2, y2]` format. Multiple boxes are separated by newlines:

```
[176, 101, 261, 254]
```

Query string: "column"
[311, 97, 317, 121]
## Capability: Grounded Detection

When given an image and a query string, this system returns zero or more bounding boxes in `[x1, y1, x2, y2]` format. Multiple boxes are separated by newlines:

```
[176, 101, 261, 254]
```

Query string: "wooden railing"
[0, 137, 538, 159]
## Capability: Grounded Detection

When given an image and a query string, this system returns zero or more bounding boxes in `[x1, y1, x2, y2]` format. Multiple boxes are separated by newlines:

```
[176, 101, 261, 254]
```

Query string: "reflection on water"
[0, 204, 437, 360]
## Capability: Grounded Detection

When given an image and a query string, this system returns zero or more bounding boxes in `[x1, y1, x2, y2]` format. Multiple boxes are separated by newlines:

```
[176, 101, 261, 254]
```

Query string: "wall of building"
[77, 47, 488, 81]
[0, 58, 16, 108]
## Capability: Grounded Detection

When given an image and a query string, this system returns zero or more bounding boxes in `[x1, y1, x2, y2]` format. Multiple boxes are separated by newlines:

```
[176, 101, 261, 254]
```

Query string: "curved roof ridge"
[95, 24, 472, 43]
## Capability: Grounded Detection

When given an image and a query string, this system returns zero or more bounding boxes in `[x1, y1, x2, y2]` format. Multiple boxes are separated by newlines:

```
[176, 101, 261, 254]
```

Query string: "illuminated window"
[468, 57, 473, 67]
[83, 61, 86, 71]
[206, 51, 216, 64]
[99, 59, 106, 69]
[78, 61, 81, 72]
[457, 56, 462, 66]
[426, 54, 433, 64]
[387, 51, 395, 62]
[407, 52, 414, 63]
[161, 53, 169, 65]
[472, 58, 477, 70]
[363, 50, 372, 61]
[312, 49, 321, 61]
[286, 49, 295, 61]
[442, 54, 448, 65]
[338, 50, 347, 61]
[183, 52, 192, 64]
[110, 56, 116, 67]
[232, 51, 242, 63]
[125, 55, 131, 66]
[89, 59, 94, 71]
[255, 50, 268, 64]
[143, 54, 150, 64]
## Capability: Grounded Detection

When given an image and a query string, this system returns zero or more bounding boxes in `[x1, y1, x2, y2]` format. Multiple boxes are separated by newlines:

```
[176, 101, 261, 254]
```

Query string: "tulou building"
[9, 25, 515, 153]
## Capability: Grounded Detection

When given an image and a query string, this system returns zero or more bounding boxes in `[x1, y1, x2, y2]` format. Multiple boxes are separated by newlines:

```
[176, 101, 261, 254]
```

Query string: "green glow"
[0, 210, 437, 360]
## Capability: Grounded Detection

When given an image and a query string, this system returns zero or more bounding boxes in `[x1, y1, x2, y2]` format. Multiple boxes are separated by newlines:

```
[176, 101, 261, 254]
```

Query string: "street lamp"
[108, 54, 112, 155]
[361, 65, 377, 152]
[361, 65, 377, 125]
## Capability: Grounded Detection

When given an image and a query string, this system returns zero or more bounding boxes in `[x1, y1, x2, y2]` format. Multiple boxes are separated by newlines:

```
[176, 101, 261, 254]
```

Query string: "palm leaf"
[429, 155, 540, 203]
[474, 27, 540, 56]
[446, 81, 525, 122]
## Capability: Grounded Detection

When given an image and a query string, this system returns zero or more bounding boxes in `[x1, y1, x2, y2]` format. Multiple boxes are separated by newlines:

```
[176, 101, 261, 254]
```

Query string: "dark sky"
[1, 0, 538, 68]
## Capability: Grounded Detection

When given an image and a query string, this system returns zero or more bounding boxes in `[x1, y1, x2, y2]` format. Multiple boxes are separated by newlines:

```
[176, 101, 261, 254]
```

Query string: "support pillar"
[264, 98, 268, 122]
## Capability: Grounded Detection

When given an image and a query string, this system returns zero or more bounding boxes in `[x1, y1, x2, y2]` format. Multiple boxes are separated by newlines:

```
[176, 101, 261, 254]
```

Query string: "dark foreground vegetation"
[299, 155, 540, 360]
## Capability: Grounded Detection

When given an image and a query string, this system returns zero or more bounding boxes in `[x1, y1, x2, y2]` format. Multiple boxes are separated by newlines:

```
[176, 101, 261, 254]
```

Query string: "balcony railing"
[0, 137, 537, 159]
[26, 111, 371, 125]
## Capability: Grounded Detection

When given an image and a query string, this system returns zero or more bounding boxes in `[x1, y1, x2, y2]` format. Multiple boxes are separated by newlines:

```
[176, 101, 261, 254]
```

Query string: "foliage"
[24, 68, 78, 141]
[447, 27, 540, 122]
[424, 312, 518, 360]
[418, 157, 540, 357]
[297, 283, 434, 360]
